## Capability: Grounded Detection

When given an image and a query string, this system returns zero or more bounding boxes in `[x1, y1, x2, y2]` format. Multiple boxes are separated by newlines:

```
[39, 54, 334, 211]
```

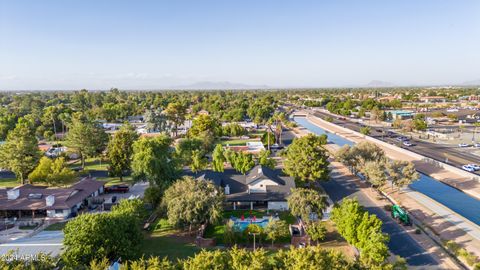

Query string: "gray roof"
[186, 166, 295, 202]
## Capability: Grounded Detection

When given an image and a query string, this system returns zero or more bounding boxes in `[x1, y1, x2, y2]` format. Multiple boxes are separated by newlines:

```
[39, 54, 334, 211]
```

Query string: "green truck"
[391, 204, 411, 226]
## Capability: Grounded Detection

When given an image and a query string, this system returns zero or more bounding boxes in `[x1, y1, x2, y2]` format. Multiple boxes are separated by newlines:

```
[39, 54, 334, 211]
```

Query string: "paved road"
[312, 110, 480, 173]
[323, 170, 438, 266]
[0, 231, 63, 256]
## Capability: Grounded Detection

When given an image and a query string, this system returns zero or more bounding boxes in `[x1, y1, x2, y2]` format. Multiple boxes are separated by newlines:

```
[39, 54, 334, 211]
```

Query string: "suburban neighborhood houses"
[2, 1, 480, 270]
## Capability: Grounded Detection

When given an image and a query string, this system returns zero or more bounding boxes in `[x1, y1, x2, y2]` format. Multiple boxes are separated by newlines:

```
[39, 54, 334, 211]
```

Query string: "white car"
[468, 164, 480, 171]
[474, 143, 480, 148]
[462, 165, 475, 172]
[403, 141, 414, 147]
[458, 143, 470, 148]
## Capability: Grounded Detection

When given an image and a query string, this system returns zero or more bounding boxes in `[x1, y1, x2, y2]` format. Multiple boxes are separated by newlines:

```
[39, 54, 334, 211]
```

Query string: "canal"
[295, 116, 480, 226]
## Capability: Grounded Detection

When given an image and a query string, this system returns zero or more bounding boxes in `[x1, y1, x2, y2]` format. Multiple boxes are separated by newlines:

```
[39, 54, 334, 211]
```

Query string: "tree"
[244, 223, 264, 245]
[331, 198, 390, 268]
[162, 176, 224, 231]
[182, 249, 228, 270]
[175, 138, 203, 167]
[386, 160, 419, 190]
[258, 150, 276, 169]
[132, 135, 178, 189]
[287, 188, 328, 222]
[65, 119, 108, 168]
[265, 219, 289, 247]
[188, 114, 221, 150]
[107, 123, 139, 180]
[247, 100, 274, 125]
[0, 123, 41, 183]
[305, 221, 327, 244]
[261, 131, 276, 146]
[283, 134, 330, 183]
[274, 246, 358, 270]
[143, 108, 169, 133]
[360, 126, 371, 135]
[226, 150, 255, 174]
[62, 200, 144, 267]
[413, 119, 427, 131]
[212, 144, 226, 172]
[223, 219, 238, 246]
[164, 102, 187, 137]
[29, 157, 76, 186]
[363, 161, 387, 189]
[191, 149, 208, 173]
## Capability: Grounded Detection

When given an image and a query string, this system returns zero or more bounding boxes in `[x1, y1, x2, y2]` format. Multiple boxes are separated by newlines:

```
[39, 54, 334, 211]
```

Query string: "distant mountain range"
[365, 80, 395, 87]
[170, 81, 270, 90]
[462, 79, 480, 86]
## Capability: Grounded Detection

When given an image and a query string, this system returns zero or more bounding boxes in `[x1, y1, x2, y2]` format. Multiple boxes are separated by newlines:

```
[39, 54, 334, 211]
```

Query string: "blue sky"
[1, 0, 479, 90]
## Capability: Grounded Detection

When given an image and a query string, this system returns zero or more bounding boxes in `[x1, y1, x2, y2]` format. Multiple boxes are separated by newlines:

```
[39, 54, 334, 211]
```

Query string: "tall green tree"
[287, 188, 328, 222]
[62, 199, 144, 267]
[29, 157, 76, 186]
[258, 150, 276, 169]
[283, 134, 329, 183]
[144, 108, 169, 133]
[162, 176, 224, 231]
[212, 144, 226, 172]
[386, 160, 419, 190]
[132, 135, 178, 189]
[175, 138, 203, 167]
[107, 123, 139, 180]
[265, 219, 289, 247]
[0, 123, 41, 183]
[65, 119, 108, 168]
[191, 149, 208, 173]
[164, 102, 187, 137]
[363, 161, 387, 189]
[305, 221, 327, 245]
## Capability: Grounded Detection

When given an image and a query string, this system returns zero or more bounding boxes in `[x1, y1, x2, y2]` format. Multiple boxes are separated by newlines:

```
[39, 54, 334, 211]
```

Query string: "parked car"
[105, 185, 130, 193]
[468, 164, 480, 171]
[462, 165, 475, 172]
[403, 141, 414, 147]
[458, 143, 470, 148]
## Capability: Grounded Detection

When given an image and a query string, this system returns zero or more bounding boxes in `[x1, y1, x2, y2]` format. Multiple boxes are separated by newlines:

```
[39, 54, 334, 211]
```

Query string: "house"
[192, 165, 295, 210]
[388, 110, 414, 120]
[0, 178, 104, 220]
[419, 96, 447, 103]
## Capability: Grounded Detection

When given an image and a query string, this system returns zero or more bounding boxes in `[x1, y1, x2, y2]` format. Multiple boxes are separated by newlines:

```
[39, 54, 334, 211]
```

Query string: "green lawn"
[221, 139, 254, 146]
[44, 222, 68, 231]
[67, 157, 110, 171]
[141, 219, 201, 260]
[0, 178, 18, 188]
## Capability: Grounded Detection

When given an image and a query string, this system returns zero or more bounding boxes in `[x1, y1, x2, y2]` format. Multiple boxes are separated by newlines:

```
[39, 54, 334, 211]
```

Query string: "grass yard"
[221, 139, 255, 146]
[141, 219, 201, 260]
[320, 220, 355, 258]
[44, 222, 68, 231]
[0, 178, 18, 188]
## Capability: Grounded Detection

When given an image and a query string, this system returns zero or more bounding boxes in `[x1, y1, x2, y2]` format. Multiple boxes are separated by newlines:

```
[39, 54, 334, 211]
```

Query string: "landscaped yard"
[204, 210, 296, 245]
[68, 157, 135, 186]
[44, 222, 68, 231]
[0, 178, 18, 188]
[221, 139, 256, 146]
[141, 219, 201, 260]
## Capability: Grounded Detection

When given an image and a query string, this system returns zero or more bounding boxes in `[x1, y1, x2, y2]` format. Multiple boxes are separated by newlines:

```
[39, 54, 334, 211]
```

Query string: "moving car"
[474, 143, 480, 148]
[462, 165, 475, 172]
[458, 143, 470, 148]
[468, 164, 480, 171]
[403, 141, 414, 147]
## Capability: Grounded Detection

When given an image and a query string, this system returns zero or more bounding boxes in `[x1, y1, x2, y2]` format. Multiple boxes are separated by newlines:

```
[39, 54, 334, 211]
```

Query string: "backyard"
[142, 218, 201, 260]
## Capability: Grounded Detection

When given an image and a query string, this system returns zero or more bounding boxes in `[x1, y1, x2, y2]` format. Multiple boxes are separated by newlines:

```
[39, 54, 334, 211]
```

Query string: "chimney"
[7, 188, 20, 200]
[224, 184, 230, 195]
[46, 195, 55, 207]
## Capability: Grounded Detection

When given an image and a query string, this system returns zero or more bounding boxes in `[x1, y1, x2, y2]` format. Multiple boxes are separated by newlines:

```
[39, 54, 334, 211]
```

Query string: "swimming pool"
[232, 218, 270, 231]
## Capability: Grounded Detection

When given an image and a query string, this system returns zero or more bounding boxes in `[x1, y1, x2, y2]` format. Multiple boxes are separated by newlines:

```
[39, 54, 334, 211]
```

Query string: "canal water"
[295, 117, 480, 226]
